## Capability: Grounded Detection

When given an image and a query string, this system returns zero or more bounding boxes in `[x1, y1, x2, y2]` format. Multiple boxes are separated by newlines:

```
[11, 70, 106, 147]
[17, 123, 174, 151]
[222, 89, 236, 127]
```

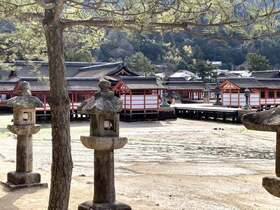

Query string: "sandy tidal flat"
[0, 114, 279, 210]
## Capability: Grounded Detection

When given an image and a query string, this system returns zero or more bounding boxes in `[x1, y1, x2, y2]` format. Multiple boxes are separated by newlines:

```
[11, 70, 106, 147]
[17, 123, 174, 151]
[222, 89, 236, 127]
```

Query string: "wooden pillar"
[238, 90, 240, 108]
[124, 91, 127, 115]
[221, 89, 223, 105]
[229, 88, 232, 107]
[43, 95, 47, 114]
[265, 89, 268, 106]
[130, 90, 132, 119]
[144, 90, 146, 115]
[157, 89, 160, 111]
[274, 90, 277, 105]
[259, 90, 261, 108]
[249, 89, 251, 106]
[71, 93, 74, 113]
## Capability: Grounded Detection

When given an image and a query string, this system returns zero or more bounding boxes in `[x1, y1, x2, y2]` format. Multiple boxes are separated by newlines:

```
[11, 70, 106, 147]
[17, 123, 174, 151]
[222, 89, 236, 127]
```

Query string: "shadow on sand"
[0, 187, 40, 210]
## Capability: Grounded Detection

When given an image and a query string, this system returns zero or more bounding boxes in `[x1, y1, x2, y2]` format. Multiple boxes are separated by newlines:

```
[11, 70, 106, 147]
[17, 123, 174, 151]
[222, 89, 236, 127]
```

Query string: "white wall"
[121, 95, 159, 110]
[222, 93, 260, 107]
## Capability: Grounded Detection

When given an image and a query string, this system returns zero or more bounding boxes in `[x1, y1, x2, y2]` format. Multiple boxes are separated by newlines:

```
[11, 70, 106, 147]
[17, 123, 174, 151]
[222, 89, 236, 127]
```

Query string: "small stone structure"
[203, 87, 210, 103]
[243, 88, 251, 110]
[242, 108, 280, 197]
[214, 83, 222, 106]
[78, 80, 131, 210]
[2, 81, 47, 190]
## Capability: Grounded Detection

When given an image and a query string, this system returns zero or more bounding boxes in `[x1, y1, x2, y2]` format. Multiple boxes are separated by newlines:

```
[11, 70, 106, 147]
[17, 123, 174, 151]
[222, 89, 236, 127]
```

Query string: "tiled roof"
[225, 78, 265, 88]
[67, 77, 99, 91]
[163, 80, 205, 90]
[121, 76, 164, 90]
[74, 62, 138, 78]
[224, 78, 280, 89]
[251, 70, 280, 78]
[0, 60, 97, 79]
[258, 78, 280, 89]
[0, 80, 18, 92]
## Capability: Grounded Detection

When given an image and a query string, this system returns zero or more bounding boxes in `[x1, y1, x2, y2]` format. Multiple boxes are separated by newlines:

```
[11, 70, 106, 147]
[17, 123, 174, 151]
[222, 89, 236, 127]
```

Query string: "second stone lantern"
[78, 80, 131, 210]
[3, 81, 47, 190]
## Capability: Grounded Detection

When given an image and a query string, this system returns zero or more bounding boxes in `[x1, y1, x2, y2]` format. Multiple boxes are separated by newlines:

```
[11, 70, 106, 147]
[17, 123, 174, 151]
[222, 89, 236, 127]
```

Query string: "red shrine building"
[0, 61, 167, 119]
[220, 78, 280, 108]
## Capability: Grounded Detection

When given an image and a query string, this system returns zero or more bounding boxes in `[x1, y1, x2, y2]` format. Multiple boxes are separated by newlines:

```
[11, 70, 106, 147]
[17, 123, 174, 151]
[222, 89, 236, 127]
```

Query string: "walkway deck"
[172, 103, 247, 123]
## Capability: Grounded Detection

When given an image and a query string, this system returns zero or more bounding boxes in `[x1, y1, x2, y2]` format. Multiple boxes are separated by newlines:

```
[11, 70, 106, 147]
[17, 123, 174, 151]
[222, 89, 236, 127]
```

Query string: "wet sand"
[0, 114, 279, 210]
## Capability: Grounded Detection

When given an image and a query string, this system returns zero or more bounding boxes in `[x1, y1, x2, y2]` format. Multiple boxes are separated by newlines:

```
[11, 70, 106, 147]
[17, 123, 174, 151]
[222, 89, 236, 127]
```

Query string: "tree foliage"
[189, 60, 215, 81]
[246, 52, 272, 71]
[126, 52, 155, 75]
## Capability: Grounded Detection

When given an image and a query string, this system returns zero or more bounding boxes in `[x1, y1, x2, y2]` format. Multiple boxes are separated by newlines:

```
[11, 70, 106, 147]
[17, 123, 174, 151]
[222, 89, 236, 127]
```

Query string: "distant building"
[169, 70, 198, 81]
[0, 61, 168, 120]
[220, 77, 280, 108]
[209, 61, 222, 66]
[251, 70, 280, 78]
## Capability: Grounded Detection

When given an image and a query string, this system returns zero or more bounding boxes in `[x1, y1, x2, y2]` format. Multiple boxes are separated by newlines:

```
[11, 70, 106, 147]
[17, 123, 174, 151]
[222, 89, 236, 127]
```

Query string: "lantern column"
[2, 81, 47, 190]
[78, 80, 131, 210]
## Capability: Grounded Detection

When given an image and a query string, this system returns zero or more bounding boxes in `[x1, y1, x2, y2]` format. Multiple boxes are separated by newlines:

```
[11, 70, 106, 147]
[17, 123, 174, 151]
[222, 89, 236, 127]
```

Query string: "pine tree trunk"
[44, 20, 73, 210]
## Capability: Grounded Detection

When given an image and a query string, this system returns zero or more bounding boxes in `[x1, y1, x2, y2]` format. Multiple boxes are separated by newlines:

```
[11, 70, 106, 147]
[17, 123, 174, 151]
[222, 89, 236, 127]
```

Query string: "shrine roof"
[120, 76, 164, 90]
[258, 78, 280, 89]
[0, 80, 18, 92]
[74, 62, 139, 78]
[67, 77, 99, 91]
[222, 78, 265, 89]
[163, 80, 205, 90]
[251, 70, 280, 78]
[0, 60, 96, 80]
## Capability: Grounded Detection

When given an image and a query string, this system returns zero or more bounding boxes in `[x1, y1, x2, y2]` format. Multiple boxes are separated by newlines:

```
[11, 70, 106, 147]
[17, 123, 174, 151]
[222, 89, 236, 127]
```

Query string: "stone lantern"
[242, 108, 280, 197]
[214, 82, 222, 106]
[243, 88, 251, 110]
[78, 80, 131, 210]
[2, 81, 47, 190]
[203, 86, 211, 103]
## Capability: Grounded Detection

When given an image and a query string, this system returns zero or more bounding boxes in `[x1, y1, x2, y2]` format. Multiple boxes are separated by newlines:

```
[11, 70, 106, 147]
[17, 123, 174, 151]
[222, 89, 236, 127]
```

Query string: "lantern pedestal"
[2, 171, 47, 190]
[78, 201, 131, 210]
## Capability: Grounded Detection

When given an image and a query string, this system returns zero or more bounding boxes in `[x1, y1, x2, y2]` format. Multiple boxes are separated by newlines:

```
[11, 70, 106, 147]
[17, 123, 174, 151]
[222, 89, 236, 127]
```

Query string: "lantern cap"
[6, 81, 43, 108]
[79, 80, 122, 114]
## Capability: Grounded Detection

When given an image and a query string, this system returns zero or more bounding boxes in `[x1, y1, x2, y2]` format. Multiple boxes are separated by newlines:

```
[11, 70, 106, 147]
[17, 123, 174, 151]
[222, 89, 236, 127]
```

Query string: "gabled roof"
[221, 77, 265, 89]
[251, 70, 280, 78]
[74, 62, 139, 78]
[120, 76, 164, 90]
[163, 80, 205, 90]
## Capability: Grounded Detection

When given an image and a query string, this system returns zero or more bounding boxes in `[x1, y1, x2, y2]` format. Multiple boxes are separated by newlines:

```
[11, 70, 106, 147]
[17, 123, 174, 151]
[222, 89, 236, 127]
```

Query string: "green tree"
[246, 53, 271, 71]
[126, 52, 155, 76]
[190, 60, 215, 81]
[97, 30, 134, 61]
